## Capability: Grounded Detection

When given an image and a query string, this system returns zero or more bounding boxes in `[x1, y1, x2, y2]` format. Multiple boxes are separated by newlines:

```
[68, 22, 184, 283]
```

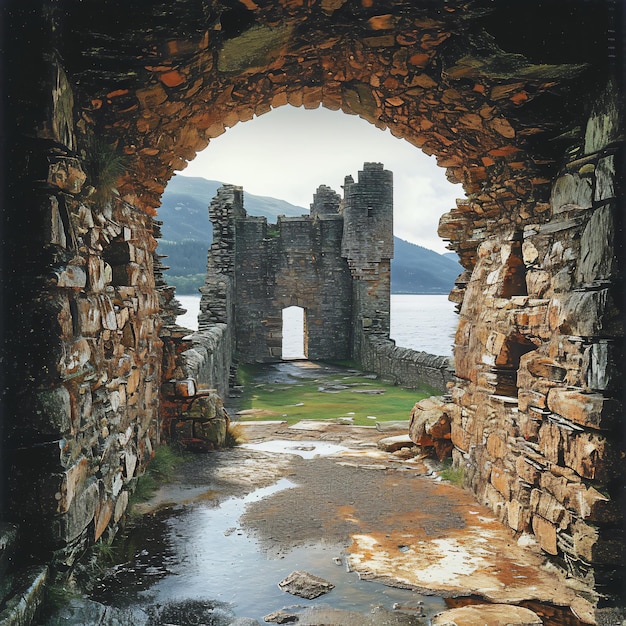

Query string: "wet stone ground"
[42, 362, 589, 626]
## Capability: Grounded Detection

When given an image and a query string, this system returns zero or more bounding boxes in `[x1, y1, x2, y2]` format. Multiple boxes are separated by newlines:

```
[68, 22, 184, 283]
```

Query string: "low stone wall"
[182, 325, 232, 399]
[359, 334, 453, 392]
[159, 321, 233, 449]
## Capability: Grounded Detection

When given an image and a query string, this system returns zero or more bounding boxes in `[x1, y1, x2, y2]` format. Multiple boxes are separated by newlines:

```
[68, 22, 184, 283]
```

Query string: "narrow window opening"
[282, 306, 307, 360]
[500, 239, 527, 298]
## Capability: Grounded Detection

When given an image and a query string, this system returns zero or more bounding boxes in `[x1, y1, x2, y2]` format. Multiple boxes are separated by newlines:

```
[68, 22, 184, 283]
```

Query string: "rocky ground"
[44, 362, 593, 626]
[120, 416, 588, 626]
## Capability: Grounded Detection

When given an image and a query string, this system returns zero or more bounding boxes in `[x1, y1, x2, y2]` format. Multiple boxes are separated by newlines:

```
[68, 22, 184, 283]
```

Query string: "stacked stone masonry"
[445, 83, 624, 594]
[1, 0, 623, 618]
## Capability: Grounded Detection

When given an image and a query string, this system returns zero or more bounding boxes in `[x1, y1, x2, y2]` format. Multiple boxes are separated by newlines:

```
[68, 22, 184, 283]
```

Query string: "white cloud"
[178, 105, 463, 253]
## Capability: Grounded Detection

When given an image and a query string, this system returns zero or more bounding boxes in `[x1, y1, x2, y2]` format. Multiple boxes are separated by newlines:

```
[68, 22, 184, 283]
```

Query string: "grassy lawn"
[233, 363, 434, 426]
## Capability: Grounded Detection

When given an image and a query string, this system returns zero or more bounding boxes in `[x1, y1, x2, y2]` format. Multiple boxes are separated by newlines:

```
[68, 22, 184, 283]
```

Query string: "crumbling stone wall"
[200, 164, 451, 392]
[2, 50, 163, 573]
[444, 82, 624, 595]
[2, 0, 623, 614]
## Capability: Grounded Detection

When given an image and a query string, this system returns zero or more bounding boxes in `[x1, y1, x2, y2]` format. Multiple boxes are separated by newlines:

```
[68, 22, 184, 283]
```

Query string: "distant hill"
[391, 238, 460, 294]
[158, 175, 460, 295]
[159, 175, 307, 242]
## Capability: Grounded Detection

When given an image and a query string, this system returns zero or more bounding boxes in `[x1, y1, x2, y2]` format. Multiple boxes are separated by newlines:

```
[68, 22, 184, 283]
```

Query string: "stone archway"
[2, 0, 623, 616]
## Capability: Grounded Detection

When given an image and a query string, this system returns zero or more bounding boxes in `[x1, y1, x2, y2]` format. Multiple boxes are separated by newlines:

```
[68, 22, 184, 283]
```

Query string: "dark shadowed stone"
[218, 24, 293, 73]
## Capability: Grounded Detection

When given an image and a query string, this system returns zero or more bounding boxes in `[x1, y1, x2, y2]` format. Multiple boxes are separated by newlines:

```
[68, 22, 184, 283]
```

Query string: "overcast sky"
[178, 105, 463, 254]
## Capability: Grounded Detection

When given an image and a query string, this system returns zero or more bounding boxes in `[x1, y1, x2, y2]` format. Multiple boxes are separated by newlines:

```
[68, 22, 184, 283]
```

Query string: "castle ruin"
[1, 1, 624, 621]
[201, 162, 393, 363]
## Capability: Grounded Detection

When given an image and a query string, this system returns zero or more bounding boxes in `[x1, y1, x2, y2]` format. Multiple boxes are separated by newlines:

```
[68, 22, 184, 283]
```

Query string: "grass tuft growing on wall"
[129, 444, 187, 510]
[224, 422, 248, 447]
[438, 457, 465, 486]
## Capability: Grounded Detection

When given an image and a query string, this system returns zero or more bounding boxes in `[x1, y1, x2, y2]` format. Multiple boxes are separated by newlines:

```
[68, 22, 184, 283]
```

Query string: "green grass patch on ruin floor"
[233, 363, 435, 426]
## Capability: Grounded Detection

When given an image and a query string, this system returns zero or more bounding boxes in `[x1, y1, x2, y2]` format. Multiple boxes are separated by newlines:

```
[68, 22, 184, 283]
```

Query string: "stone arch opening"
[3, 1, 623, 612]
[282, 306, 307, 360]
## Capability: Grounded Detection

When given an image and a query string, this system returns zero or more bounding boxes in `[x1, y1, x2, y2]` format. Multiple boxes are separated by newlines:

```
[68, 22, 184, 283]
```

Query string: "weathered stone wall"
[233, 210, 353, 362]
[444, 81, 624, 594]
[360, 337, 453, 392]
[341, 163, 394, 371]
[3, 50, 162, 572]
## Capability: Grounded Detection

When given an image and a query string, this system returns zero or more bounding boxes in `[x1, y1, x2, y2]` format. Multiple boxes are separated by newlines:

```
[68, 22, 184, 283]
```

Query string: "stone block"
[377, 435, 415, 452]
[539, 470, 571, 504]
[47, 157, 86, 194]
[550, 173, 592, 213]
[485, 432, 507, 460]
[57, 457, 89, 514]
[563, 431, 614, 483]
[506, 499, 530, 532]
[185, 395, 219, 420]
[45, 195, 67, 247]
[174, 419, 194, 440]
[54, 265, 87, 289]
[490, 466, 511, 500]
[594, 155, 616, 201]
[87, 256, 109, 292]
[76, 296, 101, 335]
[531, 514, 558, 555]
[524, 356, 566, 382]
[517, 389, 547, 412]
[94, 499, 113, 541]
[29, 386, 73, 437]
[53, 480, 99, 545]
[194, 418, 227, 447]
[482, 482, 506, 519]
[546, 388, 618, 430]
[550, 289, 619, 337]
[577, 205, 614, 284]
[432, 604, 542, 626]
[584, 83, 620, 154]
[99, 295, 118, 331]
[123, 450, 138, 482]
[530, 488, 570, 529]
[517, 410, 542, 441]
[515, 456, 540, 486]
[538, 421, 560, 465]
[59, 337, 91, 379]
[114, 491, 129, 523]
[174, 379, 197, 397]
[586, 340, 616, 392]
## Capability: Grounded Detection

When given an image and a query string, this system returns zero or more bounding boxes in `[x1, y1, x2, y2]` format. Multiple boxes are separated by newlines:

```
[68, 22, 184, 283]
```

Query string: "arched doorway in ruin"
[282, 306, 307, 360]
[3, 1, 622, 613]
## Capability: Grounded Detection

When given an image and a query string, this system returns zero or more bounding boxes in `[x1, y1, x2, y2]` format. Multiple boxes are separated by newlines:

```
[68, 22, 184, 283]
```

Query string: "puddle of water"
[240, 439, 348, 459]
[92, 478, 445, 624]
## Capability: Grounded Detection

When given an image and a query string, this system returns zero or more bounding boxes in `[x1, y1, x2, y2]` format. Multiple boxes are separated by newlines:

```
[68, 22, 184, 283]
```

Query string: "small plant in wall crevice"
[84, 137, 129, 201]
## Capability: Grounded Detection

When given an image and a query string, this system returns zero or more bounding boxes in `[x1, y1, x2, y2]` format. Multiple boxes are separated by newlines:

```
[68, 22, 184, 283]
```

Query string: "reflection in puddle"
[240, 439, 348, 459]
[92, 478, 445, 623]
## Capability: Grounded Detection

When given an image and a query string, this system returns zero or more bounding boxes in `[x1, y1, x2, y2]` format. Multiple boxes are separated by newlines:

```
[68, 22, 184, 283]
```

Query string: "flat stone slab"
[431, 604, 542, 626]
[377, 434, 415, 452]
[277, 570, 335, 599]
[345, 479, 593, 621]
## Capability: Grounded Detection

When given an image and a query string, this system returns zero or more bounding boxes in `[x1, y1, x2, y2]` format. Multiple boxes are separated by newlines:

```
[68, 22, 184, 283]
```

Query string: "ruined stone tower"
[341, 162, 394, 362]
